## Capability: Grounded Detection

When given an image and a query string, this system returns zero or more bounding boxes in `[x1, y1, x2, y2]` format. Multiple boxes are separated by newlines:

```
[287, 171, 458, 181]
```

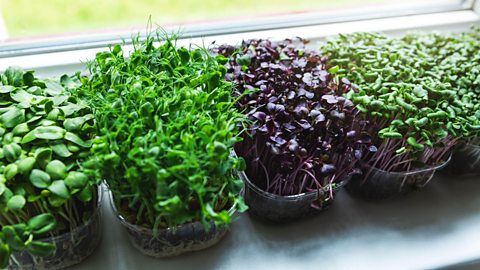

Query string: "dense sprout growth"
[402, 27, 480, 143]
[216, 39, 375, 197]
[0, 67, 97, 266]
[75, 34, 247, 231]
[323, 31, 480, 172]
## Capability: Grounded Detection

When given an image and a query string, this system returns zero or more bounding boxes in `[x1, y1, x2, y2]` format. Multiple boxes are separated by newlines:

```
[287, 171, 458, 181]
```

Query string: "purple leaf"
[321, 164, 336, 175]
[341, 77, 351, 85]
[315, 114, 326, 123]
[251, 111, 266, 121]
[309, 109, 321, 118]
[346, 130, 357, 138]
[302, 73, 313, 86]
[283, 122, 296, 130]
[354, 149, 363, 159]
[258, 124, 268, 133]
[330, 110, 345, 120]
[297, 120, 312, 130]
[287, 91, 296, 99]
[270, 135, 287, 146]
[318, 70, 328, 82]
[322, 95, 338, 104]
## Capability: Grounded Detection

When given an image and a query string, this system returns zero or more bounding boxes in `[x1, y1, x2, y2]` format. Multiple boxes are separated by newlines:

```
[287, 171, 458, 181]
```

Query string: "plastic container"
[9, 188, 102, 270]
[445, 143, 480, 176]
[109, 191, 234, 258]
[346, 156, 451, 200]
[238, 169, 348, 223]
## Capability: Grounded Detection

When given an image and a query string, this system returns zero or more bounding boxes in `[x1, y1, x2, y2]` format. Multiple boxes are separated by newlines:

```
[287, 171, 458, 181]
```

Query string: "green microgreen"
[0, 67, 97, 267]
[322, 30, 480, 172]
[75, 32, 247, 232]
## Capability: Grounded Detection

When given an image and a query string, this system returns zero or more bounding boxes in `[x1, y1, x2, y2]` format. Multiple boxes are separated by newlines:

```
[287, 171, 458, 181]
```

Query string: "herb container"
[9, 188, 102, 270]
[219, 39, 374, 224]
[78, 34, 247, 260]
[239, 170, 348, 223]
[346, 156, 451, 200]
[109, 191, 233, 258]
[445, 142, 480, 176]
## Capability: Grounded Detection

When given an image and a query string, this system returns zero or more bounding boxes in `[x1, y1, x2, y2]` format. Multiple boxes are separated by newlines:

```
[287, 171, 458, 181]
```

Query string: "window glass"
[0, 0, 468, 48]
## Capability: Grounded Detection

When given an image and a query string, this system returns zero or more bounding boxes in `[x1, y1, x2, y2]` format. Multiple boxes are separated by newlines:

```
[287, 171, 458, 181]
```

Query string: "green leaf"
[28, 213, 57, 235]
[4, 66, 24, 86]
[12, 122, 29, 135]
[0, 107, 25, 128]
[32, 126, 66, 140]
[60, 74, 78, 90]
[10, 90, 44, 105]
[21, 130, 36, 144]
[58, 103, 85, 117]
[235, 197, 248, 212]
[3, 143, 22, 162]
[328, 65, 340, 74]
[23, 71, 35, 86]
[64, 132, 92, 147]
[236, 55, 251, 66]
[4, 164, 19, 180]
[0, 243, 10, 269]
[45, 81, 64, 96]
[0, 85, 14, 93]
[0, 182, 5, 196]
[34, 148, 52, 168]
[140, 102, 154, 116]
[51, 95, 69, 106]
[48, 195, 67, 207]
[407, 136, 424, 151]
[7, 195, 26, 210]
[26, 241, 56, 257]
[46, 108, 61, 121]
[18, 157, 36, 174]
[51, 143, 72, 157]
[48, 180, 70, 199]
[44, 99, 53, 113]
[45, 160, 68, 180]
[64, 171, 88, 189]
[178, 47, 190, 65]
[29, 169, 51, 188]
[76, 186, 92, 202]
[412, 85, 428, 98]
[63, 114, 93, 131]
[2, 226, 25, 251]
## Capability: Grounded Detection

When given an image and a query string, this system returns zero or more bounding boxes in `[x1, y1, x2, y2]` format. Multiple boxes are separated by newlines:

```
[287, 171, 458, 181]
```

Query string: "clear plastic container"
[109, 191, 234, 258]
[238, 170, 349, 223]
[9, 188, 102, 270]
[346, 157, 451, 200]
[445, 143, 480, 176]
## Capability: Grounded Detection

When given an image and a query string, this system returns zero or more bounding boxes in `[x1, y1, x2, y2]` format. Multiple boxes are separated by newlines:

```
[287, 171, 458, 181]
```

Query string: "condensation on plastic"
[238, 169, 349, 223]
[9, 187, 102, 270]
[108, 190, 234, 258]
[445, 143, 480, 176]
[346, 156, 451, 200]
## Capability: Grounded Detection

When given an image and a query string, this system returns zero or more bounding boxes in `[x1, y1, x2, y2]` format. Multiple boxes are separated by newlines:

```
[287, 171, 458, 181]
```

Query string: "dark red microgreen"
[215, 39, 376, 196]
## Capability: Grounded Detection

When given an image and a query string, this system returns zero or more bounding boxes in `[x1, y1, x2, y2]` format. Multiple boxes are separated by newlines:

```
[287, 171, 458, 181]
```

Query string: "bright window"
[0, 0, 471, 55]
